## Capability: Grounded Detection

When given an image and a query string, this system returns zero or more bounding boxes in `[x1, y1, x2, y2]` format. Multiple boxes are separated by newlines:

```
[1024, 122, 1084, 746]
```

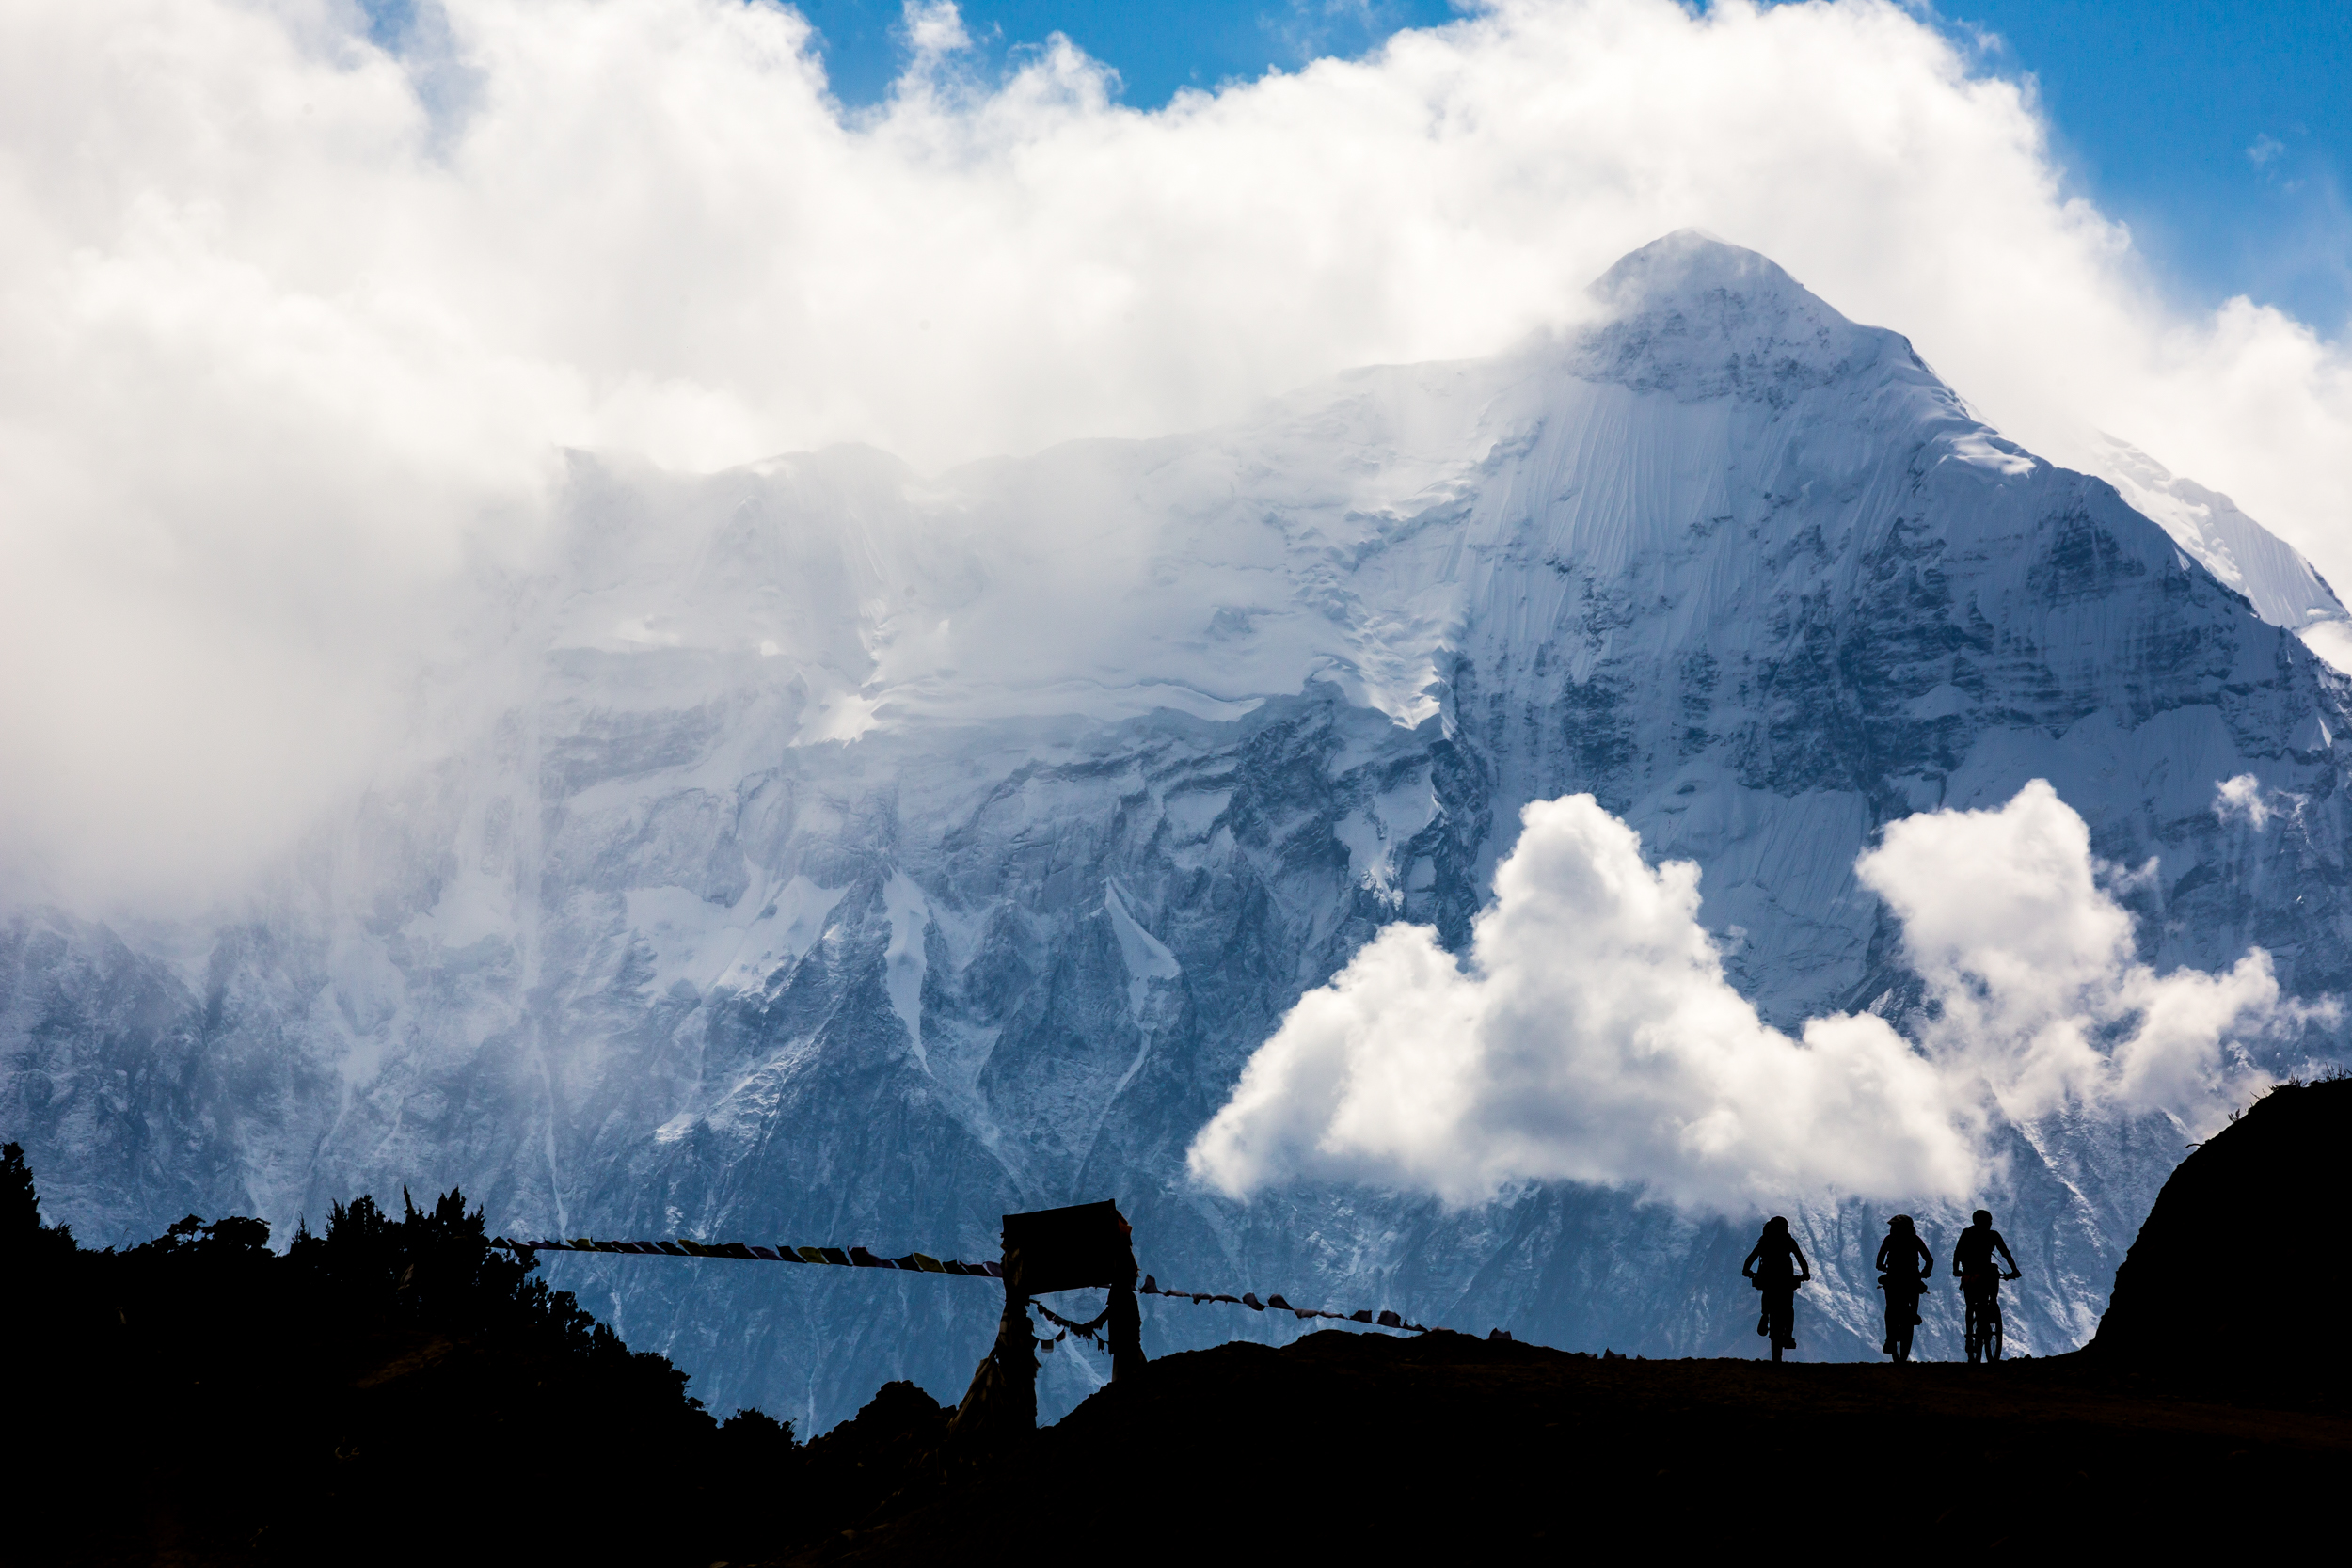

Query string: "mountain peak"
[1569, 230, 1909, 404]
[1586, 229, 1803, 310]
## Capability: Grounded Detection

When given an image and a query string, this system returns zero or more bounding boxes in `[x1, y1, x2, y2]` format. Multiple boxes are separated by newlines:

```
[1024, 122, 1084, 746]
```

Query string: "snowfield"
[7, 233, 2348, 1429]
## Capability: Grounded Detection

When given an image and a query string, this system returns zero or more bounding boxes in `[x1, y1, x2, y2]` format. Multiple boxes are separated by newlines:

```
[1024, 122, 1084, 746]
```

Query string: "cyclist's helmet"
[1972, 1209, 1993, 1226]
[1889, 1214, 1914, 1231]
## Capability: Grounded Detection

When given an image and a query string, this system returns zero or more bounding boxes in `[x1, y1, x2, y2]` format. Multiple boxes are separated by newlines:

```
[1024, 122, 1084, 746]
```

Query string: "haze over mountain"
[5, 233, 2345, 1431]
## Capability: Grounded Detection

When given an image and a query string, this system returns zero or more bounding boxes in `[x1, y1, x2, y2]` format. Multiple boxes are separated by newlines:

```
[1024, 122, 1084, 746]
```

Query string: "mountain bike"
[1962, 1271, 2019, 1363]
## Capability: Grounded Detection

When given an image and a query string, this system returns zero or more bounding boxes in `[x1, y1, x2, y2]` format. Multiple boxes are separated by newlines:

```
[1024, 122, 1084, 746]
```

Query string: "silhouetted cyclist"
[1875, 1215, 1932, 1364]
[1742, 1215, 1811, 1363]
[1952, 1209, 2020, 1363]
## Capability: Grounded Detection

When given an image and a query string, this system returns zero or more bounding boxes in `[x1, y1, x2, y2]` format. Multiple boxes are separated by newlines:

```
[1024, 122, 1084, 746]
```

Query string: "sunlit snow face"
[5, 0, 2350, 911]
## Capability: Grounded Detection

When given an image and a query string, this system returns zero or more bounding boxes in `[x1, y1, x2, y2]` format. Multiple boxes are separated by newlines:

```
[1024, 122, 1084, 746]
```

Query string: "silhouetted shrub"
[4, 1148, 801, 1566]
[1, 1141, 75, 1259]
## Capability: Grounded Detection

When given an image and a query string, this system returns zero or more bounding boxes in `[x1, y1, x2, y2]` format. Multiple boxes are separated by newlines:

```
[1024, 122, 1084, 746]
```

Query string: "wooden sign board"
[1001, 1200, 1136, 1297]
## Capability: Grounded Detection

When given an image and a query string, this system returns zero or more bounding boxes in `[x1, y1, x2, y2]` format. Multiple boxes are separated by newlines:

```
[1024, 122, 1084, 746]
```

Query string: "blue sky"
[787, 0, 2351, 332]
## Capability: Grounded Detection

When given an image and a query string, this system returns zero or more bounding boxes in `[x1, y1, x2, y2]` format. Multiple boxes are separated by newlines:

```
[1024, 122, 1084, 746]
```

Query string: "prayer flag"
[1266, 1294, 1291, 1310]
[1242, 1293, 1264, 1310]
[749, 1246, 782, 1261]
[1377, 1310, 1403, 1328]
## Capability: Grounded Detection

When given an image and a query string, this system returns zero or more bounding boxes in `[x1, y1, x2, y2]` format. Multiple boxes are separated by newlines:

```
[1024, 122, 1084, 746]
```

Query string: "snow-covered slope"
[2085, 431, 2352, 670]
[8, 232, 2349, 1429]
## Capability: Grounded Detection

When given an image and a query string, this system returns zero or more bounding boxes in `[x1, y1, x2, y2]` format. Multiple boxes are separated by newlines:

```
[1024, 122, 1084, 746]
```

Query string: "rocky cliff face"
[8, 233, 2348, 1430]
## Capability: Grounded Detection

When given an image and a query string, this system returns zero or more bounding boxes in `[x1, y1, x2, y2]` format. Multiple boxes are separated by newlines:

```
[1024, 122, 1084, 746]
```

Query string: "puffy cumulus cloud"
[1189, 784, 2317, 1211]
[1855, 780, 2324, 1123]
[3, 0, 2349, 908]
[1186, 793, 1980, 1209]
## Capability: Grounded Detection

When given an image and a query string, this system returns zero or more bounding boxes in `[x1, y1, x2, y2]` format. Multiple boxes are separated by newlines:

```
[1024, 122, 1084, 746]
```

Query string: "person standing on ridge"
[1875, 1215, 1932, 1363]
[1742, 1216, 1811, 1362]
[1952, 1209, 2021, 1364]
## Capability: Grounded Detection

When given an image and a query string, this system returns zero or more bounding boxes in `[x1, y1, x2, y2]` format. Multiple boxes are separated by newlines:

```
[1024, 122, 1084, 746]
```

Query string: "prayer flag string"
[489, 1238, 1510, 1343]
[1136, 1273, 1440, 1335]
[490, 1236, 1006, 1276]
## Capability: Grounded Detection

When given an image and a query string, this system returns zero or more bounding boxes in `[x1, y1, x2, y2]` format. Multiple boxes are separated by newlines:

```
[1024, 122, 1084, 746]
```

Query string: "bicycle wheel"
[1987, 1302, 2004, 1362]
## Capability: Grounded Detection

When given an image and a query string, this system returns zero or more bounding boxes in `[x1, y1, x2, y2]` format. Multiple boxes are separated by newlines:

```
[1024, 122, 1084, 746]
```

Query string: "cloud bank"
[3, 0, 2348, 907]
[1187, 784, 2312, 1211]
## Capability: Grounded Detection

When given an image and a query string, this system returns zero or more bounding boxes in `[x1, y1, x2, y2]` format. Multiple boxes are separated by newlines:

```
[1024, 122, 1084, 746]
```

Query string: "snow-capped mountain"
[2084, 430, 2352, 670]
[7, 232, 2347, 1429]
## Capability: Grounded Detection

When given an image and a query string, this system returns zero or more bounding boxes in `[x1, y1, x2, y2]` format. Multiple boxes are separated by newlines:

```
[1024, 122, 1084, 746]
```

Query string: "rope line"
[492, 1238, 1501, 1341]
[491, 1237, 1004, 1276]
[1031, 1298, 1114, 1351]
[1139, 1273, 1436, 1334]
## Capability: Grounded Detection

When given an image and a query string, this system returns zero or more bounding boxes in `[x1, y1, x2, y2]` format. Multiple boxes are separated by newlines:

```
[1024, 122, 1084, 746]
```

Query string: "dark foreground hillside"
[2, 1161, 799, 1567]
[2094, 1075, 2352, 1373]
[775, 1330, 2349, 1561]
[8, 1080, 2346, 1561]
[775, 1079, 2352, 1560]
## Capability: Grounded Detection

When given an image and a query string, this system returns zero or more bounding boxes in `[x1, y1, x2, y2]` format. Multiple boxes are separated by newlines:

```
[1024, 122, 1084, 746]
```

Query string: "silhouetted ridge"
[2091, 1077, 2352, 1379]
[4, 1151, 802, 1565]
[771, 1326, 2346, 1560]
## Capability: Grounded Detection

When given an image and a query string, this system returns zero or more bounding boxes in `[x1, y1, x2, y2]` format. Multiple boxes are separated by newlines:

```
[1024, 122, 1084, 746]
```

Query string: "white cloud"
[1186, 793, 1980, 1209]
[1188, 783, 2317, 1211]
[2, 0, 2348, 908]
[2212, 772, 2276, 828]
[1855, 780, 2317, 1123]
[900, 0, 972, 59]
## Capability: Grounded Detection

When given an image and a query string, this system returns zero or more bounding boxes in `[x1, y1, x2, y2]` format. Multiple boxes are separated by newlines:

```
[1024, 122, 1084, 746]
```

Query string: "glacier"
[6, 230, 2348, 1430]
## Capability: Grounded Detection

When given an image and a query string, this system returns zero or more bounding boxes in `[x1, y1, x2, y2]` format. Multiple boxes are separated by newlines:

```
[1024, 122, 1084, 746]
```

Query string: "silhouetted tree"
[7, 1162, 801, 1566]
[1, 1142, 76, 1259]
